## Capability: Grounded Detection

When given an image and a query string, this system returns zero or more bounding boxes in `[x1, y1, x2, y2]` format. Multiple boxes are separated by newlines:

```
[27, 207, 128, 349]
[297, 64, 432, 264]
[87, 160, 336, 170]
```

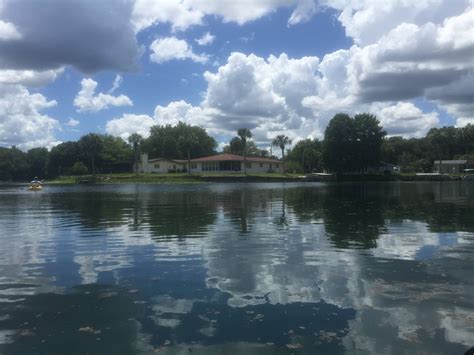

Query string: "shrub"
[71, 161, 89, 175]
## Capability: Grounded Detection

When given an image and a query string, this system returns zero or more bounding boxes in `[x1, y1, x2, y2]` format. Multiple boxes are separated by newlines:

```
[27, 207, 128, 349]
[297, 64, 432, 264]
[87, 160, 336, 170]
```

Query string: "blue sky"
[0, 0, 472, 151]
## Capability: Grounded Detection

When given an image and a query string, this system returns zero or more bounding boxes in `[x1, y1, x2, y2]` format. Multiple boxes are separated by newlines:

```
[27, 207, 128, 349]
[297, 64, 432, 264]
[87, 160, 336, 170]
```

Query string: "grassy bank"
[334, 173, 462, 182]
[46, 172, 302, 184]
[45, 172, 466, 185]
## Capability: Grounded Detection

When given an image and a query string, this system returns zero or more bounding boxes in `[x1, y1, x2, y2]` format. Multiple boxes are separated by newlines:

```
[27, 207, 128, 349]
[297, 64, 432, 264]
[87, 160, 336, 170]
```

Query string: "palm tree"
[128, 133, 143, 176]
[237, 128, 252, 174]
[179, 132, 197, 176]
[272, 135, 292, 174]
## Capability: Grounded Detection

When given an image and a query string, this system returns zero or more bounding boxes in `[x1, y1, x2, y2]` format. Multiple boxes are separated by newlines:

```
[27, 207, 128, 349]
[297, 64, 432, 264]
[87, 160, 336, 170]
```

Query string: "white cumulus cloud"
[132, 0, 326, 32]
[0, 84, 60, 150]
[372, 102, 439, 138]
[106, 101, 217, 139]
[288, 0, 318, 26]
[322, 0, 470, 45]
[108, 74, 123, 94]
[195, 31, 215, 46]
[132, 0, 203, 32]
[66, 118, 80, 127]
[455, 117, 474, 127]
[0, 20, 21, 40]
[106, 114, 155, 140]
[74, 78, 133, 113]
[150, 37, 208, 64]
[0, 68, 64, 87]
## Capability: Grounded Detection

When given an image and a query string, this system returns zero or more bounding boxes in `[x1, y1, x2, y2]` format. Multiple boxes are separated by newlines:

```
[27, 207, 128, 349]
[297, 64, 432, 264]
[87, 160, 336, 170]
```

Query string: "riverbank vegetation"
[1, 114, 473, 182]
[47, 172, 301, 185]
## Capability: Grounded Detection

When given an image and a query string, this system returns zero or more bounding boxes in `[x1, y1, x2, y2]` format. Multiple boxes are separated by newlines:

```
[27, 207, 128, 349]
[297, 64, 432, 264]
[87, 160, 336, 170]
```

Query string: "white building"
[433, 160, 474, 174]
[189, 153, 283, 173]
[138, 153, 186, 173]
[138, 153, 283, 174]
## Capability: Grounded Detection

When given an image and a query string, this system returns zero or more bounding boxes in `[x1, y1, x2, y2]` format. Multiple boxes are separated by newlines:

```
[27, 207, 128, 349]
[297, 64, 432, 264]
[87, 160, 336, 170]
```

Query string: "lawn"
[46, 172, 302, 184]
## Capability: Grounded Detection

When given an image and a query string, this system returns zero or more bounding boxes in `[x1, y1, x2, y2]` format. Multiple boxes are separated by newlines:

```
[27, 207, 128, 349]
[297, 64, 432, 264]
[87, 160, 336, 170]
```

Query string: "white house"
[138, 153, 186, 173]
[188, 153, 283, 174]
[433, 160, 474, 174]
[138, 153, 283, 174]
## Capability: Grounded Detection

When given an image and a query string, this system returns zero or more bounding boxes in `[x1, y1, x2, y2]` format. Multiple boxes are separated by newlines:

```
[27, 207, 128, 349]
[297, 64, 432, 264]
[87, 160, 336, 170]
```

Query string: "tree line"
[0, 114, 473, 181]
[0, 122, 218, 181]
[286, 114, 474, 174]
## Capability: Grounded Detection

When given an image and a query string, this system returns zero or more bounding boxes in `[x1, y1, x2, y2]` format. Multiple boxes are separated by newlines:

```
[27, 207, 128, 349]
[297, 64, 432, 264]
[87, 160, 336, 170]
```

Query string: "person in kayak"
[28, 177, 43, 191]
[31, 177, 42, 184]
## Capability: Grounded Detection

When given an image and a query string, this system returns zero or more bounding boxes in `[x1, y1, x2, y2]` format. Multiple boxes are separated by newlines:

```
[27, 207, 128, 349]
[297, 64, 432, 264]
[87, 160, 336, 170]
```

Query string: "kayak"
[28, 185, 43, 191]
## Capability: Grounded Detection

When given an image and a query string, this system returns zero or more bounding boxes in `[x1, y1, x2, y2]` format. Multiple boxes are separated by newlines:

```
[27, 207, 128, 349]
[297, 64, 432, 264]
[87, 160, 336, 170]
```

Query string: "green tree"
[258, 148, 269, 157]
[224, 137, 243, 155]
[178, 130, 197, 175]
[457, 124, 474, 155]
[78, 133, 103, 176]
[272, 134, 292, 174]
[143, 122, 216, 160]
[426, 126, 458, 161]
[127, 133, 143, 175]
[0, 147, 29, 181]
[26, 147, 49, 179]
[322, 113, 356, 174]
[286, 138, 322, 173]
[71, 161, 89, 175]
[237, 128, 252, 174]
[46, 141, 82, 177]
[353, 113, 386, 172]
[0, 147, 14, 181]
[223, 138, 261, 157]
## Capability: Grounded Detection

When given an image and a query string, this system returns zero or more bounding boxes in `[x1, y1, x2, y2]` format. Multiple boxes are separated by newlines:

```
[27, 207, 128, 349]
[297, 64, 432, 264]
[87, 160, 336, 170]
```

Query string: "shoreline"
[41, 172, 467, 185]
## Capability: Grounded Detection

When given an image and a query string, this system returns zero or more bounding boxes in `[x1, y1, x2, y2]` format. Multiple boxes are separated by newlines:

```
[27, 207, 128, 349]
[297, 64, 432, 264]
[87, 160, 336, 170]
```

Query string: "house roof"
[190, 153, 280, 164]
[148, 158, 185, 164]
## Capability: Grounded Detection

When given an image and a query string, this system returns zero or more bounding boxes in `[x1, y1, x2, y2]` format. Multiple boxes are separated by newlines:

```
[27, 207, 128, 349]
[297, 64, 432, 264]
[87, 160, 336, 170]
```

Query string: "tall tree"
[286, 138, 322, 173]
[353, 113, 386, 172]
[26, 147, 49, 179]
[0, 147, 29, 181]
[458, 124, 474, 155]
[143, 122, 216, 160]
[128, 133, 143, 175]
[46, 141, 82, 177]
[78, 133, 103, 176]
[237, 128, 252, 174]
[426, 126, 458, 161]
[178, 130, 197, 175]
[322, 113, 356, 174]
[272, 135, 292, 174]
[224, 137, 243, 155]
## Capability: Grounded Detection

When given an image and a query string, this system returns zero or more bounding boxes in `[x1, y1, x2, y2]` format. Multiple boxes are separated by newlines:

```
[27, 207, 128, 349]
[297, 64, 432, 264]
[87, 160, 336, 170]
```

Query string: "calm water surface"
[0, 182, 473, 354]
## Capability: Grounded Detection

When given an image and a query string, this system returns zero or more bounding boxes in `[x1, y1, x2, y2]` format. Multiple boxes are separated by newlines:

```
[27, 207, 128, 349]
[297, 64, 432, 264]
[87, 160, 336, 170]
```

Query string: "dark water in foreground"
[0, 182, 473, 354]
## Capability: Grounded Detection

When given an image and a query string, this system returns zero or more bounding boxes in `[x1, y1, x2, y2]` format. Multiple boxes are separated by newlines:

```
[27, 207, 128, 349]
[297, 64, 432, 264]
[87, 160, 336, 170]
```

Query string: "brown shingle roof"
[190, 153, 279, 164]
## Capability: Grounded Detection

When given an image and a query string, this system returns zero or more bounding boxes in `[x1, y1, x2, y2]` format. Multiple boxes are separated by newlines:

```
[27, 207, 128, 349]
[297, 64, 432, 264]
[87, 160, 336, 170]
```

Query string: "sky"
[0, 0, 473, 152]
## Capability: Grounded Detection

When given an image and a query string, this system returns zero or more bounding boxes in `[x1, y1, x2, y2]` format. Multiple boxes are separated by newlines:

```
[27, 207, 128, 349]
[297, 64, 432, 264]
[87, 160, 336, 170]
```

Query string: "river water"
[0, 182, 473, 354]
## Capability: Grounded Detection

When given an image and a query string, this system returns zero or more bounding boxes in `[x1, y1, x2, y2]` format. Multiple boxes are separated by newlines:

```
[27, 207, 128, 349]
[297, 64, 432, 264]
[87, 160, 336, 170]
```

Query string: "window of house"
[246, 162, 252, 168]
[154, 163, 160, 169]
[191, 163, 197, 169]
[202, 162, 219, 171]
[276, 164, 279, 168]
[259, 163, 263, 168]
